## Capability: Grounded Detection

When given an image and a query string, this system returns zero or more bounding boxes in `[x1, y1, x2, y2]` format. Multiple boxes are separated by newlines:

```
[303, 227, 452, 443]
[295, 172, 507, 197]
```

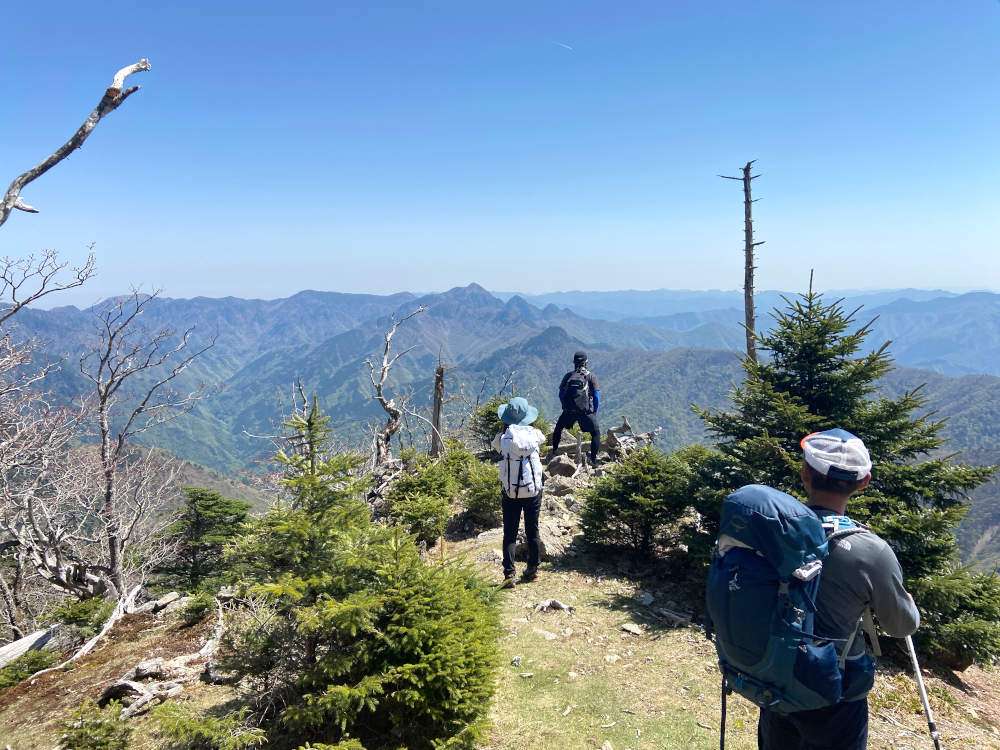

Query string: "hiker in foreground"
[491, 397, 546, 589]
[707, 429, 920, 750]
[550, 350, 601, 465]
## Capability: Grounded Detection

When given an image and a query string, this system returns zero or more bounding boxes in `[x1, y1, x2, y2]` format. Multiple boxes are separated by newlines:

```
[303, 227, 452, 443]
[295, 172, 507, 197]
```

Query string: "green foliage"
[221, 397, 503, 750]
[60, 699, 131, 750]
[469, 394, 549, 450]
[581, 446, 698, 558]
[180, 591, 217, 627]
[152, 703, 266, 749]
[0, 649, 58, 689]
[690, 291, 1000, 665]
[49, 597, 116, 640]
[461, 456, 502, 527]
[386, 449, 456, 542]
[158, 487, 252, 592]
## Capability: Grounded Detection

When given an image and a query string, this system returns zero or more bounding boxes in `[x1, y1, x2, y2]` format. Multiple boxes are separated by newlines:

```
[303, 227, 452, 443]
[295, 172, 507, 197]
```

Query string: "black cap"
[573, 350, 588, 364]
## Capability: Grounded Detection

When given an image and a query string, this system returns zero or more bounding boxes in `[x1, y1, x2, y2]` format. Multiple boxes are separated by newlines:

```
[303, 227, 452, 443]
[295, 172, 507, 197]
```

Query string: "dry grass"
[1, 542, 998, 750]
[465, 542, 1000, 750]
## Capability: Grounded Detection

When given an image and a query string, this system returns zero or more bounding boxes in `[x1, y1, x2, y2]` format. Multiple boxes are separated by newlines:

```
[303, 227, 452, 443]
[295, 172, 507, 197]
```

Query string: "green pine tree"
[220, 397, 502, 750]
[159, 487, 251, 592]
[691, 291, 1000, 668]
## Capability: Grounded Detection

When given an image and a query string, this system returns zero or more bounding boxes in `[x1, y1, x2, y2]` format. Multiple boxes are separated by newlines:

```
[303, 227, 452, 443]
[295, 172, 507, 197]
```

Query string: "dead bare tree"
[364, 306, 426, 467]
[429, 356, 446, 457]
[720, 161, 764, 364]
[79, 288, 219, 597]
[1, 60, 151, 228]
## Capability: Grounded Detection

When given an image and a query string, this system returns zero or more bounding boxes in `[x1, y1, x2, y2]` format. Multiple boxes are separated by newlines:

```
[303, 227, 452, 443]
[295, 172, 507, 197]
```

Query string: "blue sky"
[1, 1, 998, 304]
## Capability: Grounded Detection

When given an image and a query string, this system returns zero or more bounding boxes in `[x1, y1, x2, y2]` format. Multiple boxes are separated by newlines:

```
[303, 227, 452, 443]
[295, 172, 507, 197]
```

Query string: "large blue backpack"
[706, 485, 872, 718]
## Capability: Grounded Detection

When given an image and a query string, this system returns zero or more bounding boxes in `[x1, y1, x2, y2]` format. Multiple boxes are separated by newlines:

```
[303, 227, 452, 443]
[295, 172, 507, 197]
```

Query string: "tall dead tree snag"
[365, 306, 426, 467]
[1, 60, 151, 228]
[429, 357, 446, 457]
[720, 161, 764, 363]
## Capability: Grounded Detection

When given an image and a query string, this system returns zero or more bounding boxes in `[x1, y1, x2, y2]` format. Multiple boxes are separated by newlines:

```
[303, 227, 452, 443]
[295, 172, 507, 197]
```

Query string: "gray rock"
[99, 679, 148, 705]
[162, 595, 193, 615]
[547, 455, 577, 477]
[545, 476, 577, 497]
[152, 592, 180, 613]
[510, 655, 522, 667]
[621, 623, 643, 636]
[477, 549, 503, 565]
[641, 592, 654, 606]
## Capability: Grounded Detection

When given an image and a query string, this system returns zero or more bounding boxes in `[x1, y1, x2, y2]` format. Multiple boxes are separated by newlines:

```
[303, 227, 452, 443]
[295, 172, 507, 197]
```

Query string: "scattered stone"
[601, 742, 614, 750]
[568, 671, 579, 679]
[510, 656, 522, 667]
[201, 661, 227, 685]
[641, 592, 654, 606]
[561, 628, 574, 637]
[532, 628, 558, 641]
[216, 586, 237, 602]
[519, 673, 534, 679]
[605, 654, 621, 664]
[697, 722, 712, 730]
[621, 623, 643, 636]
[477, 549, 503, 565]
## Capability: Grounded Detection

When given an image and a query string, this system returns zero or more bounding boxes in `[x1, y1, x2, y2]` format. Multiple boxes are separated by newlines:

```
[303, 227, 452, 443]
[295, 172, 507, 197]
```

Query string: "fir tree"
[692, 291, 1000, 668]
[159, 488, 251, 592]
[221, 397, 502, 749]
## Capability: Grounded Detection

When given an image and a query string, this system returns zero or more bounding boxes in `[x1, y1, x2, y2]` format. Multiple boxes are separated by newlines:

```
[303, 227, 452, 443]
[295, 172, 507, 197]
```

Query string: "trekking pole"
[905, 635, 942, 750]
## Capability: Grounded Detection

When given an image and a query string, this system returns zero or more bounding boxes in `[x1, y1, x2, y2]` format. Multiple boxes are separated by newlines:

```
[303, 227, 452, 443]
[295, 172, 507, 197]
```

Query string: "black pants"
[501, 491, 541, 577]
[551, 410, 601, 462]
[758, 699, 868, 750]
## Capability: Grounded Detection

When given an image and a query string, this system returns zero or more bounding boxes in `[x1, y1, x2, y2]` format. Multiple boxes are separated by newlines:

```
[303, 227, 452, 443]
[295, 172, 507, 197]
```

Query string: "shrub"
[180, 591, 217, 627]
[152, 703, 266, 749]
[49, 597, 116, 640]
[61, 699, 131, 750]
[386, 448, 460, 542]
[461, 457, 502, 527]
[0, 649, 58, 689]
[221, 398, 503, 750]
[581, 446, 695, 558]
[469, 394, 549, 450]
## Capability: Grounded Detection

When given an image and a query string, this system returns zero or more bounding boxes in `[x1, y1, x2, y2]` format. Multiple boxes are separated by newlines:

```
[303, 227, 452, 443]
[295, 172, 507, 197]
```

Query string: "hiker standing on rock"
[550, 350, 601, 465]
[492, 397, 546, 589]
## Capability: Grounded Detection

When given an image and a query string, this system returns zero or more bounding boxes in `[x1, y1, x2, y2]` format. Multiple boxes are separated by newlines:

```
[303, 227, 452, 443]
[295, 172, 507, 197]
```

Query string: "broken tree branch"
[1, 59, 151, 228]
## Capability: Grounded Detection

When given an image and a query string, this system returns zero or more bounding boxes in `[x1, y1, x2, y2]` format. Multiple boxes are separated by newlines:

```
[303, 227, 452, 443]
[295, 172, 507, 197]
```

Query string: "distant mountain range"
[14, 283, 1000, 565]
[494, 288, 965, 321]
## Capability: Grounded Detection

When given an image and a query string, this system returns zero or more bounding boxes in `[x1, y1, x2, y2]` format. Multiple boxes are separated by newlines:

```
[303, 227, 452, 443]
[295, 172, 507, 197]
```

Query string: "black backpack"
[561, 370, 591, 412]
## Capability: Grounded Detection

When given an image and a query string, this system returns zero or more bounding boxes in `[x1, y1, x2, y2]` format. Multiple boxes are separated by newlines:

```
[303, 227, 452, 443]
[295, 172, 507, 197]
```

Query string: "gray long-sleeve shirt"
[810, 506, 920, 659]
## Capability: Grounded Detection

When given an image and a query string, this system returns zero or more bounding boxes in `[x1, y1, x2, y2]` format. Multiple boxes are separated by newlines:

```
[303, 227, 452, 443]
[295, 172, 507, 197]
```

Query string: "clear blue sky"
[1, 1, 998, 304]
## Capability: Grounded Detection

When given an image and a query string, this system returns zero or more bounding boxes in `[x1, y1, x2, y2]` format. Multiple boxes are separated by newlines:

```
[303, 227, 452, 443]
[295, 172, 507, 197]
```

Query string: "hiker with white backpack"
[491, 397, 547, 590]
[706, 429, 920, 750]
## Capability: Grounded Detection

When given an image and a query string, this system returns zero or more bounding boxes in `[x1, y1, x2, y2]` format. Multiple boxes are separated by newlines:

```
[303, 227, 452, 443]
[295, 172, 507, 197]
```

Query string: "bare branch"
[0, 60, 151, 228]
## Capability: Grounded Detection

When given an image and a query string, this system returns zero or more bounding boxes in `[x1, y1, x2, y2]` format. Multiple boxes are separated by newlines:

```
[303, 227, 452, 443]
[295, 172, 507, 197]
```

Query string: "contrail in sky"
[550, 40, 572, 49]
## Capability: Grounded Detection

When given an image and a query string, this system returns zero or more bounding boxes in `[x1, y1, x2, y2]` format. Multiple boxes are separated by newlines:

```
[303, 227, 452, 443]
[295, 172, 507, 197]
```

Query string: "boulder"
[475, 522, 566, 561]
[133, 658, 166, 681]
[545, 476, 577, 497]
[546, 455, 577, 477]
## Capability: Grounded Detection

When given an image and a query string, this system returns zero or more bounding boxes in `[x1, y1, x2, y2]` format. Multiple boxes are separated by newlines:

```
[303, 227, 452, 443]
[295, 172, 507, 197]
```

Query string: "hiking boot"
[523, 567, 539, 583]
[499, 575, 516, 590]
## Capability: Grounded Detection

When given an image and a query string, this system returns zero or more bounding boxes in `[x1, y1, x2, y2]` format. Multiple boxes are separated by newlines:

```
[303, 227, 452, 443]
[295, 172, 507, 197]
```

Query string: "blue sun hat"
[497, 396, 539, 426]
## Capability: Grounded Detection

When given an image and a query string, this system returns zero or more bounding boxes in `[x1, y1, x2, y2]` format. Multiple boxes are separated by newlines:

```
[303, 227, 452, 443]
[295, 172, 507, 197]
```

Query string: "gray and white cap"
[800, 429, 872, 481]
